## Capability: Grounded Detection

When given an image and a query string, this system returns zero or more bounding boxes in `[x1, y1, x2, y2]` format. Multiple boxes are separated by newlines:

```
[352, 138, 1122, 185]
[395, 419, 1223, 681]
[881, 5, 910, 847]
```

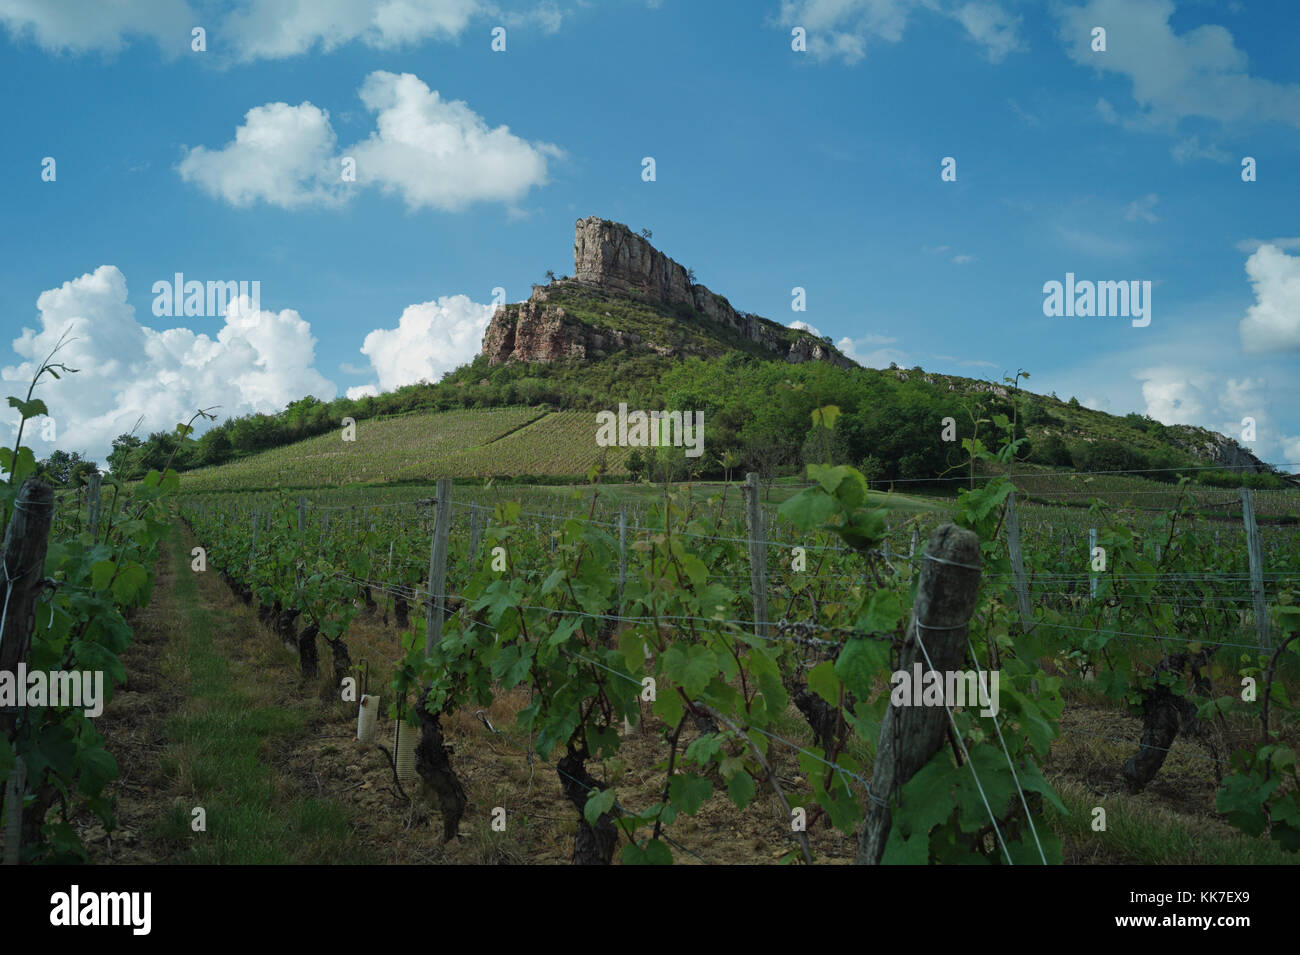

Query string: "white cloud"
[776, 0, 1021, 65]
[952, 253, 976, 264]
[178, 102, 345, 209]
[349, 71, 561, 212]
[0, 1, 565, 61]
[1282, 436, 1300, 467]
[1235, 236, 1300, 254]
[1171, 135, 1232, 164]
[952, 2, 1021, 62]
[1239, 244, 1300, 354]
[788, 320, 822, 336]
[1, 266, 336, 464]
[179, 72, 560, 213]
[1056, 0, 1300, 130]
[353, 294, 495, 394]
[222, 0, 483, 60]
[837, 335, 907, 368]
[346, 384, 381, 400]
[1123, 193, 1160, 223]
[1137, 366, 1208, 423]
[1137, 367, 1270, 451]
[0, 0, 193, 55]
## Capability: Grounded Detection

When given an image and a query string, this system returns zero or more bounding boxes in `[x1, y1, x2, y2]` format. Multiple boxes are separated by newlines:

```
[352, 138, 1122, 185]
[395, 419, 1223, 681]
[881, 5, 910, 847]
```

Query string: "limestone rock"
[482, 216, 856, 369]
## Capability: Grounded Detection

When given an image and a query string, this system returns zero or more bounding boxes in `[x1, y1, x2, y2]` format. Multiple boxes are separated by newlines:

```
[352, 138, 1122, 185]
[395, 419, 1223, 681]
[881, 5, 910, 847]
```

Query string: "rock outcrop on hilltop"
[482, 217, 856, 368]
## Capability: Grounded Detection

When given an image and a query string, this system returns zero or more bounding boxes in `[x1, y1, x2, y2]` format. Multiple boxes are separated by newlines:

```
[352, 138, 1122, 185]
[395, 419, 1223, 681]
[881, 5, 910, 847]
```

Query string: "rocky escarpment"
[482, 217, 855, 368]
[1169, 426, 1271, 473]
[481, 296, 671, 365]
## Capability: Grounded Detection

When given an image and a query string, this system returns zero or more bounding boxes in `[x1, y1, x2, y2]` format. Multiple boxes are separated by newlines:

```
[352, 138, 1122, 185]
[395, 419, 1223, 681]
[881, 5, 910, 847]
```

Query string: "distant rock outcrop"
[1169, 426, 1271, 474]
[482, 217, 855, 368]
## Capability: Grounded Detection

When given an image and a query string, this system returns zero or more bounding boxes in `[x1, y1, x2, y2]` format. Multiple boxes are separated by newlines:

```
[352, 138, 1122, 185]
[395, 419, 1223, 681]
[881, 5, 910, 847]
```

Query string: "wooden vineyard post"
[469, 506, 482, 563]
[425, 478, 451, 657]
[744, 472, 769, 638]
[87, 471, 102, 542]
[0, 478, 54, 865]
[1004, 493, 1033, 632]
[415, 477, 465, 841]
[1088, 527, 1098, 599]
[857, 524, 982, 865]
[1241, 489, 1270, 649]
[617, 506, 627, 610]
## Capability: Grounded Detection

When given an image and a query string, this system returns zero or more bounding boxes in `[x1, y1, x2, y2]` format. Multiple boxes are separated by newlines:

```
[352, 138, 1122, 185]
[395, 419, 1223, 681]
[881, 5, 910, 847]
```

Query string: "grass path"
[91, 522, 374, 864]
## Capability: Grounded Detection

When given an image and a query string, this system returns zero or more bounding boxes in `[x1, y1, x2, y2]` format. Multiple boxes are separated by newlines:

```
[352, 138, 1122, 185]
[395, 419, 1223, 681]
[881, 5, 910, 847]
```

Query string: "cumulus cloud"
[1239, 244, 1300, 354]
[351, 294, 496, 394]
[178, 102, 345, 209]
[0, 0, 193, 55]
[178, 72, 560, 212]
[0, 1, 564, 60]
[1137, 367, 1270, 452]
[349, 71, 561, 211]
[1283, 435, 1300, 467]
[1056, 0, 1300, 130]
[223, 0, 482, 60]
[951, 2, 1021, 62]
[837, 335, 906, 368]
[1, 266, 336, 464]
[788, 320, 822, 336]
[776, 0, 1022, 65]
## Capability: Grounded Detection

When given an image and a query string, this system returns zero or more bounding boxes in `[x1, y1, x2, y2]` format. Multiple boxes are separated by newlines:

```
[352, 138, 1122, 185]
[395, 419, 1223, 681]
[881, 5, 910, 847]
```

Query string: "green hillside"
[179, 406, 634, 491]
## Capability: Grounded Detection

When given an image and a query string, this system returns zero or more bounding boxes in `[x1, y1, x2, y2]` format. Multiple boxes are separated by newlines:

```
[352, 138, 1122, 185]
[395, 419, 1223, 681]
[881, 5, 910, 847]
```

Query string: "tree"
[625, 448, 646, 481]
[38, 449, 98, 487]
[106, 434, 142, 476]
[545, 269, 556, 283]
[719, 448, 742, 483]
[639, 228, 652, 240]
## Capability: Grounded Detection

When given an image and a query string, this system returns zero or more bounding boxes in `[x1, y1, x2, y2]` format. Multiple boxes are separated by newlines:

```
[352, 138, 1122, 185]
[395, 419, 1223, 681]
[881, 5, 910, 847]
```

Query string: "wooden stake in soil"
[1241, 489, 1270, 650]
[415, 479, 465, 841]
[1004, 493, 1033, 632]
[857, 524, 982, 865]
[0, 479, 54, 863]
[744, 472, 769, 639]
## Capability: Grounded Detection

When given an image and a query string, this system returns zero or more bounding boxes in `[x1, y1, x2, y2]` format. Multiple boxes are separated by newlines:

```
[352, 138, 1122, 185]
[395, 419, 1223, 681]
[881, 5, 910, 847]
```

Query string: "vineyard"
[161, 417, 1300, 864]
[178, 407, 635, 492]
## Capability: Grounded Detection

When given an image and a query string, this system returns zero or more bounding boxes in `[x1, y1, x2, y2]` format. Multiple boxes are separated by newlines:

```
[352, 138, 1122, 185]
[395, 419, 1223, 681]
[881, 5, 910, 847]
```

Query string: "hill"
[146, 216, 1285, 491]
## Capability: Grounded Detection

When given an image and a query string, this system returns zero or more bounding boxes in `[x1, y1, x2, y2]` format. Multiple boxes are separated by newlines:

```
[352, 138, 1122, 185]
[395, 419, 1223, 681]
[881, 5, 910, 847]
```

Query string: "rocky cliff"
[482, 217, 855, 368]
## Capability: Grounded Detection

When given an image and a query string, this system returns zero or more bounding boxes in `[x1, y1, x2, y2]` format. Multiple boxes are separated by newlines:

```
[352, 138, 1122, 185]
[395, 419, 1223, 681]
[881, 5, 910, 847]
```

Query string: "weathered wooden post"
[1004, 493, 1033, 631]
[617, 506, 627, 610]
[744, 473, 769, 638]
[858, 524, 982, 865]
[0, 478, 54, 866]
[415, 477, 465, 841]
[87, 471, 102, 541]
[1241, 489, 1270, 649]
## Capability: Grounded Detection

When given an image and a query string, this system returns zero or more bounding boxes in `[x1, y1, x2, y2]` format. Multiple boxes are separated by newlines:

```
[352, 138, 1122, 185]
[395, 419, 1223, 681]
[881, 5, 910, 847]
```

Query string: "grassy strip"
[149, 523, 369, 863]
[1051, 778, 1296, 865]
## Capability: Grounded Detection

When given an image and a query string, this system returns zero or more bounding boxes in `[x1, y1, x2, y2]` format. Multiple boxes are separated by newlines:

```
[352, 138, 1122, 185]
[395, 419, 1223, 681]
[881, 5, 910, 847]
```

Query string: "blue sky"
[1, 0, 1298, 467]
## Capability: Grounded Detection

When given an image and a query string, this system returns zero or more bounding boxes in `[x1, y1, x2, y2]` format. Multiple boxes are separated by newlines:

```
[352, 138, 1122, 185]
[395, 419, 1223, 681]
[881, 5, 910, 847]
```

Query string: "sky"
[0, 0, 1297, 468]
